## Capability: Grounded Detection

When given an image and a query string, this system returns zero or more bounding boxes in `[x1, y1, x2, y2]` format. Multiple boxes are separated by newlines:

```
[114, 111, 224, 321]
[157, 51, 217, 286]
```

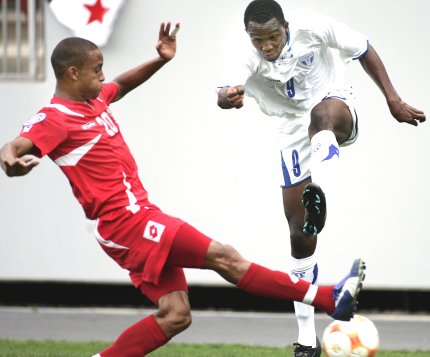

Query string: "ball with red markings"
[322, 315, 379, 357]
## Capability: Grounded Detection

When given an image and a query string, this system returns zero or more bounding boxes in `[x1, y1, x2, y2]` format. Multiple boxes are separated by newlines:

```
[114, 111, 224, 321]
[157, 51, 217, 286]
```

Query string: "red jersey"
[20, 83, 150, 220]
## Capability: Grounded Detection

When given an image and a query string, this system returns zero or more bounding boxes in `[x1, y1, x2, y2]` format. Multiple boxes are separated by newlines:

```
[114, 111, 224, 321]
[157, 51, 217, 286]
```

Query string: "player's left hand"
[156, 22, 180, 61]
[388, 99, 426, 126]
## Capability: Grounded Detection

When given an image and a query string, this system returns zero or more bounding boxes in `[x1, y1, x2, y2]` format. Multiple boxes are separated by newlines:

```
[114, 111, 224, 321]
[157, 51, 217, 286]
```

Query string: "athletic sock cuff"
[312, 285, 335, 313]
[146, 315, 170, 345]
[237, 263, 259, 290]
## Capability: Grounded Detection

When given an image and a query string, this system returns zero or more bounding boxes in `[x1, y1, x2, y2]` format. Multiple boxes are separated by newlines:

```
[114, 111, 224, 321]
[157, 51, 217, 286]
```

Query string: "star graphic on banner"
[84, 0, 110, 24]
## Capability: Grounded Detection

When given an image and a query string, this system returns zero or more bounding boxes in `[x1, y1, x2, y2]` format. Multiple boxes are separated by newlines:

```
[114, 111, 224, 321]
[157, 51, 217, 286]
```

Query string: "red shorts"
[95, 204, 212, 303]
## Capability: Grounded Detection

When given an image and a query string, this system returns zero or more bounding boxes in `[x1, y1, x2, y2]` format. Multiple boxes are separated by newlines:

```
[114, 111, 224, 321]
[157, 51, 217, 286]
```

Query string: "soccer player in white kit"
[217, 0, 425, 356]
[1, 20, 368, 357]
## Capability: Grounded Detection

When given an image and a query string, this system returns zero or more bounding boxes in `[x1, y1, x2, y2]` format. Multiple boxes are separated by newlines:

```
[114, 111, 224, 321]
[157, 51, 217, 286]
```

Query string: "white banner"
[48, 0, 126, 47]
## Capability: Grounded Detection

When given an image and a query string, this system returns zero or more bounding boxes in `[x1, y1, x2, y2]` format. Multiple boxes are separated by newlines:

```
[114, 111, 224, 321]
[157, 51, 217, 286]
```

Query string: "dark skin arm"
[218, 45, 427, 126]
[113, 22, 180, 101]
[0, 41, 171, 175]
[360, 45, 426, 126]
[1, 22, 180, 177]
[0, 137, 39, 177]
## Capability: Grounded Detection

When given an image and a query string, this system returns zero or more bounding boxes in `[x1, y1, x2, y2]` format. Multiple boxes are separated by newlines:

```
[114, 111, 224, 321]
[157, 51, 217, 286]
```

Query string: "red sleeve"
[19, 109, 68, 157]
[100, 82, 119, 105]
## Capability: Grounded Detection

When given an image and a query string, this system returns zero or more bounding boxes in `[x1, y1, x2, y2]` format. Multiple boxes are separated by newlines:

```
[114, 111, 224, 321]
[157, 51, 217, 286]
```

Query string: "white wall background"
[0, 0, 429, 290]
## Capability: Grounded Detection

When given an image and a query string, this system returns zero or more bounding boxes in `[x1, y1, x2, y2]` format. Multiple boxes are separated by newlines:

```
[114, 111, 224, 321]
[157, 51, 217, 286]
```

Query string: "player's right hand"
[2, 155, 40, 177]
[218, 85, 245, 109]
[227, 85, 245, 108]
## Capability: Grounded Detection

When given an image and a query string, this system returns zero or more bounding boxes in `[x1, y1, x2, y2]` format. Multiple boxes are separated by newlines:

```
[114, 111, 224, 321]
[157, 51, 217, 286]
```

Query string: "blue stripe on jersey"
[281, 151, 292, 186]
[312, 263, 319, 284]
[353, 40, 369, 60]
[280, 151, 311, 188]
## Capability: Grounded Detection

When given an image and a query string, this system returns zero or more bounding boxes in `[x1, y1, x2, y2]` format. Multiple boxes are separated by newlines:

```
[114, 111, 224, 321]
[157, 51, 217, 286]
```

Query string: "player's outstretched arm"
[360, 45, 426, 126]
[0, 137, 39, 177]
[217, 85, 245, 109]
[112, 22, 180, 101]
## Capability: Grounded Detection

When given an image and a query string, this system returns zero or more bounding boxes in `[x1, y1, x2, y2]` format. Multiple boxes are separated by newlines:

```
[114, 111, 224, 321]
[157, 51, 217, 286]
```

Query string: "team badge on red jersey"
[143, 220, 165, 243]
[22, 112, 47, 133]
[23, 112, 46, 126]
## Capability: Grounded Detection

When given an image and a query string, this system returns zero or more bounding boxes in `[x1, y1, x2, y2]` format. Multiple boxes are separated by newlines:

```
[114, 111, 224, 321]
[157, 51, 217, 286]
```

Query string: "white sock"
[310, 130, 340, 208]
[291, 254, 318, 347]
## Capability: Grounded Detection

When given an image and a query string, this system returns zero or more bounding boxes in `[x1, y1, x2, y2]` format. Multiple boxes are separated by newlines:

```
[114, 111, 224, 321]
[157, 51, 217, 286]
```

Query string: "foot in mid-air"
[330, 258, 366, 321]
[293, 337, 321, 357]
[302, 182, 326, 236]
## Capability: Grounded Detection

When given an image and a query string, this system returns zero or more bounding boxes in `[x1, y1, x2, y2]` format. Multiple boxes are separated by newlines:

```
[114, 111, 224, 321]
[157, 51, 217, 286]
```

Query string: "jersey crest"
[299, 52, 315, 67]
[21, 113, 47, 133]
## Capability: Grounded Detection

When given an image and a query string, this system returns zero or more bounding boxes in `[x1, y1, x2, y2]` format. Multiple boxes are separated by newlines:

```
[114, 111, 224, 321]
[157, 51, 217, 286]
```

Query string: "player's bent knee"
[156, 292, 192, 335]
[168, 308, 192, 334]
[156, 303, 192, 335]
[309, 105, 333, 134]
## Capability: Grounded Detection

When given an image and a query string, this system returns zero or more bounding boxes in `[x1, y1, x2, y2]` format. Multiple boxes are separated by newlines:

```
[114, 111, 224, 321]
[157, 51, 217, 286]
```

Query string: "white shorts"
[279, 88, 359, 188]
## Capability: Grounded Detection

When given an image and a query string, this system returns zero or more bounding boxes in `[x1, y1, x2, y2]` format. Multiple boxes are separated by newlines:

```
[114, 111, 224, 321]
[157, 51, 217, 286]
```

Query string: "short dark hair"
[244, 0, 286, 29]
[50, 37, 98, 79]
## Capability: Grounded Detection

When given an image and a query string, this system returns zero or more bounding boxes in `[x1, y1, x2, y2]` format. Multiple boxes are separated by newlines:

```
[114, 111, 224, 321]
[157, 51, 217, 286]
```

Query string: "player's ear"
[67, 66, 79, 81]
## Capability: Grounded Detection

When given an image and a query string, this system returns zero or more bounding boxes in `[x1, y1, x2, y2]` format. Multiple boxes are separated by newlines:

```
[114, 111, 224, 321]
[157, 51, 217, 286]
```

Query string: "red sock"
[100, 315, 169, 357]
[237, 263, 335, 313]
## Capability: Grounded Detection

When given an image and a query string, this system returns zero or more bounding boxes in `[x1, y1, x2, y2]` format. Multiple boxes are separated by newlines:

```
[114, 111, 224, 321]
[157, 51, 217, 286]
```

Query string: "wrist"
[386, 95, 401, 106]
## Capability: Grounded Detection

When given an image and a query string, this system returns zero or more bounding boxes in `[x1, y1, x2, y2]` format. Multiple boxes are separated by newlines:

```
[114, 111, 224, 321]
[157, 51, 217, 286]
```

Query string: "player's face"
[247, 18, 288, 62]
[75, 49, 105, 100]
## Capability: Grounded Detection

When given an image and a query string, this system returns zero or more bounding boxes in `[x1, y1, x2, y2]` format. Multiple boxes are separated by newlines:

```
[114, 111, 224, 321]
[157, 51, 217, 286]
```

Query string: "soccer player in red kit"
[0, 22, 365, 356]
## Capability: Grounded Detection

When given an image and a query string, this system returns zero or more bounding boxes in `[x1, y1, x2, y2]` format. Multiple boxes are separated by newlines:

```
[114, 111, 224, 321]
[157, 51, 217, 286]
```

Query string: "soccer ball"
[322, 315, 379, 356]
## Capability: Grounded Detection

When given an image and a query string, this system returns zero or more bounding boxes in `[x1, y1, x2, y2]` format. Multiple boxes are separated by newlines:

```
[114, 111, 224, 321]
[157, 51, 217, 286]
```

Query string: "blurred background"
[0, 0, 429, 312]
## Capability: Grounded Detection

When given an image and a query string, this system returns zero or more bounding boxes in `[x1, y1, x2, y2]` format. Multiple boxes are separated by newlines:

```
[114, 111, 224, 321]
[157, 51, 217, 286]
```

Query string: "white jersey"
[224, 8, 368, 119]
